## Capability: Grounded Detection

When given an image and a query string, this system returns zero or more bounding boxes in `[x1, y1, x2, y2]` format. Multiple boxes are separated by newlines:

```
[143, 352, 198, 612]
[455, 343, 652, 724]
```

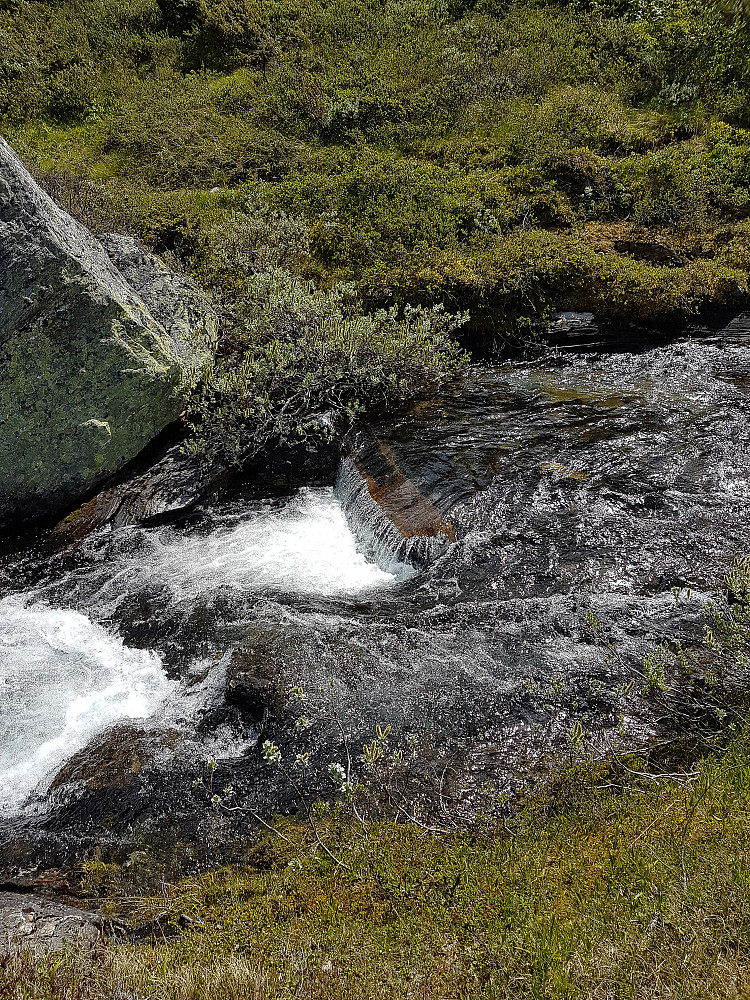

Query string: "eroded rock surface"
[0, 137, 216, 526]
[52, 440, 228, 543]
[0, 892, 108, 955]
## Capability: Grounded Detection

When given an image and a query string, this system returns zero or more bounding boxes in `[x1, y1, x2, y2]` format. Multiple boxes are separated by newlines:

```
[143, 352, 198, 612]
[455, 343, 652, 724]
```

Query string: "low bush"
[2, 0, 749, 338]
[185, 211, 468, 466]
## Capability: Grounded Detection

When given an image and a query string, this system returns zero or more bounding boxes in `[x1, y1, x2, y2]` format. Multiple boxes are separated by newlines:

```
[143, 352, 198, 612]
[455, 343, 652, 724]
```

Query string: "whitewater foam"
[0, 598, 174, 812]
[104, 488, 396, 602]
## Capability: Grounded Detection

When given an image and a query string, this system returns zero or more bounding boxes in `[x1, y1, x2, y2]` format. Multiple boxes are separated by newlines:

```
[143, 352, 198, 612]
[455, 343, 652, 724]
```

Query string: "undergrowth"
[4, 734, 750, 999]
[2, 0, 749, 336]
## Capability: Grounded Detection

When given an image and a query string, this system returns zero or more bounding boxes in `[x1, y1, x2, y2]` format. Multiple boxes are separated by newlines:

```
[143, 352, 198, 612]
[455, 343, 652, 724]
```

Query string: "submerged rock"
[335, 431, 454, 574]
[49, 723, 182, 794]
[0, 137, 216, 527]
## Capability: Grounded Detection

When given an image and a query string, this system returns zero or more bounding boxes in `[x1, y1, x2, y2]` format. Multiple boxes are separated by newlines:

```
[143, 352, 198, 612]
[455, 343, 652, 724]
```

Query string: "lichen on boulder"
[0, 136, 217, 526]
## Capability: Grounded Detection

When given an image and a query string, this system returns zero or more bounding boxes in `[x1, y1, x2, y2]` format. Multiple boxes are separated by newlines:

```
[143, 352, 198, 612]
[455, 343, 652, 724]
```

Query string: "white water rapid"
[131, 487, 397, 599]
[0, 487, 394, 814]
[0, 599, 174, 813]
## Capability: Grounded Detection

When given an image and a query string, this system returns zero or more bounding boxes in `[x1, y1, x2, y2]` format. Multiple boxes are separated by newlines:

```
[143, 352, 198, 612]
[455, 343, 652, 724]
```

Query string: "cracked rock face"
[0, 892, 107, 955]
[0, 137, 217, 527]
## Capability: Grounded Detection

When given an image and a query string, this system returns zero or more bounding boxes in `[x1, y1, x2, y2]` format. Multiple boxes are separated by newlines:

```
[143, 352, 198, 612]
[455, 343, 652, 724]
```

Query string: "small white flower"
[295, 715, 311, 731]
[295, 752, 310, 769]
[223, 784, 234, 796]
[262, 740, 282, 764]
[207, 757, 217, 771]
[211, 794, 221, 806]
[328, 762, 346, 785]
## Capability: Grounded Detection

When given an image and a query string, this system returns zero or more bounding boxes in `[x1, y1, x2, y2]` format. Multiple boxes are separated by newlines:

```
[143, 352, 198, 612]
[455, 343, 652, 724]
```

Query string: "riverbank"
[2, 0, 750, 339]
[4, 721, 750, 999]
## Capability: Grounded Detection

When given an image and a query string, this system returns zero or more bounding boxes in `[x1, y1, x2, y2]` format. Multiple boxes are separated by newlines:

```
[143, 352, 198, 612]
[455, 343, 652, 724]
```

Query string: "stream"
[1, 333, 749, 873]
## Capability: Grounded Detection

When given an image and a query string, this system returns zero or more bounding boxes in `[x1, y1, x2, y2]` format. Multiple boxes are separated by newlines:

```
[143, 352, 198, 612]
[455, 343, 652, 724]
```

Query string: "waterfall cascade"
[335, 434, 453, 578]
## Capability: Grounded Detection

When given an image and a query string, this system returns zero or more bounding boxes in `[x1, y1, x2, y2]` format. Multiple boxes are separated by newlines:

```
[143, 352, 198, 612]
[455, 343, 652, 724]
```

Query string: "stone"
[0, 891, 114, 955]
[99, 233, 218, 374]
[0, 137, 217, 526]
[335, 431, 453, 572]
[49, 723, 181, 793]
[225, 645, 285, 721]
[51, 439, 228, 543]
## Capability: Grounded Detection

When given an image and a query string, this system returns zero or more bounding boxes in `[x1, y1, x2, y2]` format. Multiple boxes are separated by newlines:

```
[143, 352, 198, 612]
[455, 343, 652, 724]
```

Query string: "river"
[1, 332, 748, 872]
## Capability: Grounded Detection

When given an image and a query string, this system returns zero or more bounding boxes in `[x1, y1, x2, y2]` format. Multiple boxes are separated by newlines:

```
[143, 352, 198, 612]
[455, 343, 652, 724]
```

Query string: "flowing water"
[1, 334, 748, 866]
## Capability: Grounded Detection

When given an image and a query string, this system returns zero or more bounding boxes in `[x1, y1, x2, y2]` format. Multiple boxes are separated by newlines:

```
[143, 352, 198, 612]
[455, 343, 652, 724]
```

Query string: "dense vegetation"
[2, 0, 750, 339]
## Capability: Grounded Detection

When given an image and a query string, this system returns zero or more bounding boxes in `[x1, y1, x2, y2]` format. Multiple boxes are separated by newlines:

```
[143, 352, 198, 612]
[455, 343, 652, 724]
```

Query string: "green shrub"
[2, 0, 749, 338]
[187, 276, 468, 465]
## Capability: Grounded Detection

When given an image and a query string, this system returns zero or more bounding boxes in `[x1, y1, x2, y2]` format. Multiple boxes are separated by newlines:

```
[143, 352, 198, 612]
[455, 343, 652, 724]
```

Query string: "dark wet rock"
[0, 891, 110, 955]
[225, 648, 284, 720]
[224, 630, 326, 721]
[51, 440, 228, 543]
[49, 724, 182, 794]
[336, 431, 453, 572]
[613, 239, 685, 266]
[0, 137, 216, 527]
[50, 416, 341, 546]
[546, 312, 602, 347]
[687, 310, 750, 344]
[246, 421, 344, 487]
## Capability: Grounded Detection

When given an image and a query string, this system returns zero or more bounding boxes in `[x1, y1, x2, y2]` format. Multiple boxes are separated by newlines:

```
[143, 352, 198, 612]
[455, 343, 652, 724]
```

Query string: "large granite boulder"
[0, 136, 217, 526]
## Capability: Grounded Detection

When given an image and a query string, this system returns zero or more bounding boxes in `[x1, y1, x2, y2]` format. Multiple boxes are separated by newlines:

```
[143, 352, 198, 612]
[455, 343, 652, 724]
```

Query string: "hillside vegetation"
[2, 0, 750, 338]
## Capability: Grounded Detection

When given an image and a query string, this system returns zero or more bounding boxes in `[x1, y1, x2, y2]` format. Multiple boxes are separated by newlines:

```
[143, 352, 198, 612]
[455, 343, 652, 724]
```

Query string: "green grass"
[5, 734, 750, 999]
[2, 0, 750, 337]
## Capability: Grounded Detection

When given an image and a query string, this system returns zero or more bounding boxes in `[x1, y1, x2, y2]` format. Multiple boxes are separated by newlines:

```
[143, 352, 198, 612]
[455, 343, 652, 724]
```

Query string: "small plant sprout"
[328, 763, 346, 787]
[207, 757, 218, 772]
[376, 724, 391, 743]
[295, 715, 311, 731]
[726, 556, 750, 605]
[223, 784, 234, 796]
[262, 740, 282, 764]
[295, 752, 310, 769]
[584, 608, 601, 638]
[547, 676, 564, 700]
[211, 794, 221, 807]
[362, 739, 384, 766]
[567, 719, 587, 751]
[641, 645, 670, 695]
[291, 686, 306, 702]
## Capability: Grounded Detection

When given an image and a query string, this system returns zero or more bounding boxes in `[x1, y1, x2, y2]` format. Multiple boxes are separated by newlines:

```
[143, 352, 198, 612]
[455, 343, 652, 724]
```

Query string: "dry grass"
[5, 735, 750, 999]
